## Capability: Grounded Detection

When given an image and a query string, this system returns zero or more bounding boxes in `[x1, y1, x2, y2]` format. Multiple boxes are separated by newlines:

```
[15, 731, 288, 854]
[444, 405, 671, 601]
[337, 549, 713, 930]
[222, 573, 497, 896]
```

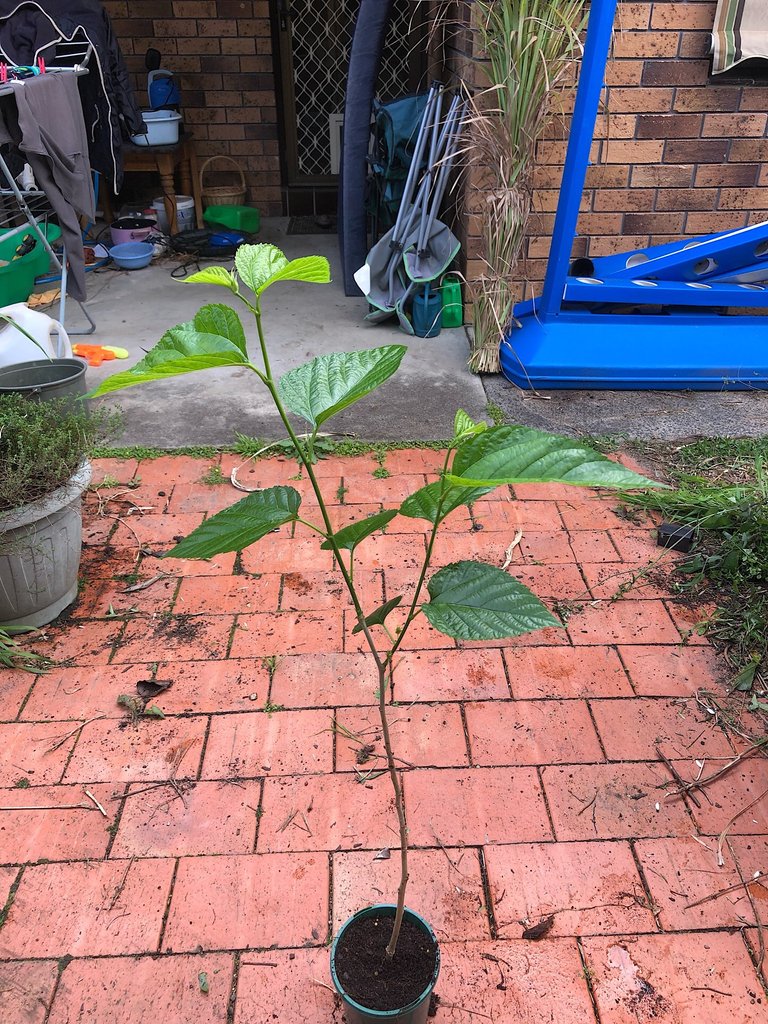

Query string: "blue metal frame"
[501, 0, 768, 391]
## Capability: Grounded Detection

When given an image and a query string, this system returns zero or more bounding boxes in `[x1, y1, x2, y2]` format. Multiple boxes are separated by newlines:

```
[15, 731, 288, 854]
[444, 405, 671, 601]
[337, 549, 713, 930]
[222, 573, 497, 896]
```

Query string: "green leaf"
[352, 595, 404, 635]
[259, 255, 331, 294]
[182, 266, 238, 293]
[320, 509, 398, 552]
[453, 409, 487, 442]
[166, 486, 301, 559]
[278, 346, 407, 428]
[235, 244, 288, 293]
[732, 656, 761, 692]
[234, 245, 330, 296]
[143, 705, 165, 719]
[422, 560, 562, 640]
[448, 426, 665, 490]
[400, 480, 494, 524]
[88, 303, 249, 396]
[198, 971, 209, 994]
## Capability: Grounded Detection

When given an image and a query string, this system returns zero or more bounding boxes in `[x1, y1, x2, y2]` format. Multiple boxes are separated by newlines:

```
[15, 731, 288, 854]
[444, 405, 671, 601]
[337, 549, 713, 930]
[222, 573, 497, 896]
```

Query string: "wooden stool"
[112, 134, 204, 234]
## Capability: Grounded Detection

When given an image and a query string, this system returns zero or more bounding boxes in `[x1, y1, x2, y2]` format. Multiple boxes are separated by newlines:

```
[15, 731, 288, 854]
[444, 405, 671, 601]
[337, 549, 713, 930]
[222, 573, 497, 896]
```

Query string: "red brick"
[337, 845, 489, 944]
[470, 499, 563, 532]
[431, 940, 595, 1021]
[34, 619, 122, 666]
[72, 574, 178, 619]
[406, 767, 551, 846]
[175, 574, 280, 618]
[20, 665, 157, 721]
[0, 722, 78, 786]
[504, 646, 632, 699]
[114, 613, 234, 662]
[635, 837, 747, 930]
[279, 570, 383, 611]
[582, 932, 762, 1024]
[270, 652, 379, 707]
[259, 772, 396, 852]
[203, 708, 332, 778]
[486, 840, 655, 937]
[109, 512, 206, 548]
[663, 600, 713, 643]
[163, 852, 328, 950]
[2, 858, 174, 957]
[542, 762, 692, 840]
[0, 960, 58, 1024]
[0, 668, 34, 720]
[63, 716, 206, 783]
[153, 657, 269, 713]
[393, 650, 509, 702]
[233, 949, 336, 1023]
[618, 645, 724, 696]
[239, 535, 334, 573]
[0, 782, 117, 862]
[684, 760, 768, 836]
[466, 699, 603, 766]
[336, 703, 469, 771]
[591, 697, 734, 761]
[507, 563, 588, 600]
[91, 457, 139, 485]
[342, 473, 427, 504]
[230, 610, 342, 657]
[567, 601, 680, 645]
[49, 955, 234, 1024]
[139, 550, 237, 578]
[111, 779, 260, 856]
[568, 530, 622, 563]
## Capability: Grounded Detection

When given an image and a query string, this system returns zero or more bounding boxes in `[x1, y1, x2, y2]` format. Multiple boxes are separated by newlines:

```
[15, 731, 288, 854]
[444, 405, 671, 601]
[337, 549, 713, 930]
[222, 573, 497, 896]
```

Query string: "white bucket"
[0, 302, 72, 369]
[151, 195, 196, 234]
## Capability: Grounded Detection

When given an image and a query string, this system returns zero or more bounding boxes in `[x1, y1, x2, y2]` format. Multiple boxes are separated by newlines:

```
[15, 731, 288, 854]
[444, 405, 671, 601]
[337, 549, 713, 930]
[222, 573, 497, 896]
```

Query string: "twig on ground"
[84, 789, 107, 817]
[656, 746, 701, 808]
[46, 714, 106, 753]
[684, 872, 767, 910]
[717, 785, 768, 866]
[667, 741, 767, 801]
[501, 530, 523, 571]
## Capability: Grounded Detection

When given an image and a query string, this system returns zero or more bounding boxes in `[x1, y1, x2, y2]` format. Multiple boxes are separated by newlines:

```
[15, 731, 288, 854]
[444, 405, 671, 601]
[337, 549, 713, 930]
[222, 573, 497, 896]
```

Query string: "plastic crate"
[0, 224, 62, 305]
[203, 205, 260, 234]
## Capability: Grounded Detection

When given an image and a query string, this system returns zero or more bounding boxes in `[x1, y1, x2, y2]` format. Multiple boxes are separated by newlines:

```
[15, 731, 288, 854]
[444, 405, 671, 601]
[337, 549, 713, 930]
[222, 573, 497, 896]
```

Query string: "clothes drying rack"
[0, 40, 96, 334]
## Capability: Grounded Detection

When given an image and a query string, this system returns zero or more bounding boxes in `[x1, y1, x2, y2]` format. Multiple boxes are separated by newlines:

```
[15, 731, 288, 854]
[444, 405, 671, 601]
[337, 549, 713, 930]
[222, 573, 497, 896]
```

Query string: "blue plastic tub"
[110, 242, 153, 270]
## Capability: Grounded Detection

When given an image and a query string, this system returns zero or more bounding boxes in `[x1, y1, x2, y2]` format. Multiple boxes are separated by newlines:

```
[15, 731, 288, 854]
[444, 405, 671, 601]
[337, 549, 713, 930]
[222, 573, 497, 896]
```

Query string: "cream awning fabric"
[711, 0, 768, 73]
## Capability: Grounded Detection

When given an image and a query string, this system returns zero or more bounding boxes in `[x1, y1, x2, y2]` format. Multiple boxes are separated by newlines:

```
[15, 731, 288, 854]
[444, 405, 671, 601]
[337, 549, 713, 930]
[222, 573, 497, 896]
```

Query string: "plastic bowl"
[110, 217, 156, 246]
[109, 242, 154, 270]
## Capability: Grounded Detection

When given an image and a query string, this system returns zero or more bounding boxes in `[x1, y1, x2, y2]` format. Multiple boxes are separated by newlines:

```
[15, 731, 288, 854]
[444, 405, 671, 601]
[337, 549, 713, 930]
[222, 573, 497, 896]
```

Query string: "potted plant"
[90, 243, 661, 1021]
[0, 394, 116, 628]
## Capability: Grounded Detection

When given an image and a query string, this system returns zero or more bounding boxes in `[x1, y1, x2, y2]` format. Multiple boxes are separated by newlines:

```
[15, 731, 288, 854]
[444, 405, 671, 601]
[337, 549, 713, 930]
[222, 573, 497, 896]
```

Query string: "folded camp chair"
[367, 91, 429, 240]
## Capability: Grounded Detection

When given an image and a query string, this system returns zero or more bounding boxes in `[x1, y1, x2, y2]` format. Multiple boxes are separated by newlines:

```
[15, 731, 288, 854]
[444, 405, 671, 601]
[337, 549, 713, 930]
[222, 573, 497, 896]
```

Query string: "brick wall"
[461, 0, 768, 304]
[103, 0, 282, 215]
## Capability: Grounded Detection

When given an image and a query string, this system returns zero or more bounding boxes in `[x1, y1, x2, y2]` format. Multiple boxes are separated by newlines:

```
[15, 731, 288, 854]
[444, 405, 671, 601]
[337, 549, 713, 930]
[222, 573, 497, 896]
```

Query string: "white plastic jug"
[0, 302, 72, 369]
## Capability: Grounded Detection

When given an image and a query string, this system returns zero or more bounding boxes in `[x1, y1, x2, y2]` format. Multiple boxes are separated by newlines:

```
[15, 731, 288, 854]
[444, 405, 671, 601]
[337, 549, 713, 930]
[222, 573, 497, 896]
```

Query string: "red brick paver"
[2, 450, 763, 1024]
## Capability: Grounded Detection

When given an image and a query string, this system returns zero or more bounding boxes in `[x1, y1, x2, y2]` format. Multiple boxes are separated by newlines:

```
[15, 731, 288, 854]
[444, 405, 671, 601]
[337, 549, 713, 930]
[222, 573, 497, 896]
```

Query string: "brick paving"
[1, 450, 766, 1023]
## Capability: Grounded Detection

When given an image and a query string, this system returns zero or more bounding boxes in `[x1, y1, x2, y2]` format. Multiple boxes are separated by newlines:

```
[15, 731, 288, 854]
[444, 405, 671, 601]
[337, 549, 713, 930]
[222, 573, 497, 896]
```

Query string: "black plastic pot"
[0, 358, 88, 405]
[330, 905, 440, 1024]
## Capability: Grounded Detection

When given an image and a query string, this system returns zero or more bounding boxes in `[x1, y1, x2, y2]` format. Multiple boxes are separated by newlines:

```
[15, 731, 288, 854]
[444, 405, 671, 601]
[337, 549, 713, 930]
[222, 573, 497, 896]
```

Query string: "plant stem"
[379, 658, 408, 957]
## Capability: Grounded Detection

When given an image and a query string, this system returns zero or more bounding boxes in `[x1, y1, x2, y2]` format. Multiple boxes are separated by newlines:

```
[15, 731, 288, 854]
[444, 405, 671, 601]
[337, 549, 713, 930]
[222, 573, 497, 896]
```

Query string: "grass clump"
[0, 396, 119, 512]
[622, 452, 768, 686]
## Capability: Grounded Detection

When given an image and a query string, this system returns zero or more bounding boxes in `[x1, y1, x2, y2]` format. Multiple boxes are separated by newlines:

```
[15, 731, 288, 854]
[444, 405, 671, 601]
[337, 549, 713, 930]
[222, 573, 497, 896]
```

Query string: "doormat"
[287, 215, 338, 235]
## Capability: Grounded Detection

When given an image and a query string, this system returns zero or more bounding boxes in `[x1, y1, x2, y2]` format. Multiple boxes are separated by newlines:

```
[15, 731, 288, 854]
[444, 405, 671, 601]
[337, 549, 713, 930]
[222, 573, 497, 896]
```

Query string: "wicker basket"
[199, 155, 247, 208]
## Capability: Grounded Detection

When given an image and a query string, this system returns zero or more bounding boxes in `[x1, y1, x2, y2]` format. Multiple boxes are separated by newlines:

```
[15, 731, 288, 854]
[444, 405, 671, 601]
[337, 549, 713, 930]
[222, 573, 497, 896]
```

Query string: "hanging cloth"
[711, 0, 768, 74]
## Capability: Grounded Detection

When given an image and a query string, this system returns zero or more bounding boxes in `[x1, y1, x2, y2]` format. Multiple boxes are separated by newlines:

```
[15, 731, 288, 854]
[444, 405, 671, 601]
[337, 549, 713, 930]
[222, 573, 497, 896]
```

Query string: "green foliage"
[320, 510, 399, 553]
[277, 346, 407, 429]
[449, 426, 664, 489]
[200, 464, 226, 486]
[422, 560, 561, 640]
[0, 395, 119, 512]
[82, 242, 664, 955]
[168, 486, 302, 559]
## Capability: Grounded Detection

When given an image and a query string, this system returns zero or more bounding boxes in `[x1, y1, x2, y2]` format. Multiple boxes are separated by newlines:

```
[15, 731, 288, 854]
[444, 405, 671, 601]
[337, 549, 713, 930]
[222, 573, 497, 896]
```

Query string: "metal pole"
[539, 0, 618, 318]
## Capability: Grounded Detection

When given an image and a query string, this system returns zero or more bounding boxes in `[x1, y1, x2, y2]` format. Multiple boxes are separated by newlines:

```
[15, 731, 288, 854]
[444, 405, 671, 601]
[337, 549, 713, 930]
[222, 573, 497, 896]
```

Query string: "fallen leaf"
[198, 971, 209, 994]
[136, 679, 173, 698]
[143, 705, 165, 719]
[374, 849, 391, 860]
[522, 914, 555, 941]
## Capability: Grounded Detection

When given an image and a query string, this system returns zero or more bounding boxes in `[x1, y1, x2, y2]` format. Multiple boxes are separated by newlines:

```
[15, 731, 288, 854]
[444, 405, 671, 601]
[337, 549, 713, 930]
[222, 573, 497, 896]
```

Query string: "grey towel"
[11, 73, 95, 301]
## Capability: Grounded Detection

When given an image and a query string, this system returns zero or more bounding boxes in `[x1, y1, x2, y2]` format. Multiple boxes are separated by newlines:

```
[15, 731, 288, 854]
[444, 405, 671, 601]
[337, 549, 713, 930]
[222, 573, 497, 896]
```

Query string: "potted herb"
[0, 394, 116, 628]
[90, 243, 661, 1021]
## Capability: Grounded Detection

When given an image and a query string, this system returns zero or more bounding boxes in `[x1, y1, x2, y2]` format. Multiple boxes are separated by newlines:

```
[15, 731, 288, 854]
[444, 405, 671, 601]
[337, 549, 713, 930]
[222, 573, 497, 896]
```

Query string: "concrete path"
[83, 220, 487, 447]
[1, 451, 763, 1022]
